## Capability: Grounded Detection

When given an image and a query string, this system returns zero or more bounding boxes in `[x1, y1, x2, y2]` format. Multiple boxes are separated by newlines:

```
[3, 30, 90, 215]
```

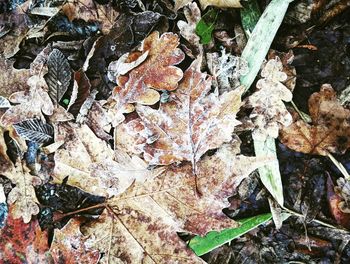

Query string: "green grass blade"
[239, 0, 294, 206]
[189, 213, 272, 256]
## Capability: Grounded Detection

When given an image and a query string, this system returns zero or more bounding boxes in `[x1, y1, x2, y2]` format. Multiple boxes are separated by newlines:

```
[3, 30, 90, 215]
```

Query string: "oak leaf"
[110, 31, 185, 109]
[246, 56, 293, 139]
[0, 129, 41, 223]
[177, 2, 203, 57]
[280, 84, 350, 155]
[135, 59, 243, 166]
[53, 123, 160, 197]
[81, 144, 271, 263]
[0, 75, 54, 127]
[0, 205, 50, 263]
[50, 218, 100, 264]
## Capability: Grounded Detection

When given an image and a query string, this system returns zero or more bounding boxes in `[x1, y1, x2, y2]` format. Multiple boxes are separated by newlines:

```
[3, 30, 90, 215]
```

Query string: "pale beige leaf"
[246, 56, 293, 140]
[81, 143, 272, 263]
[0, 75, 54, 127]
[53, 123, 157, 197]
[199, 0, 242, 9]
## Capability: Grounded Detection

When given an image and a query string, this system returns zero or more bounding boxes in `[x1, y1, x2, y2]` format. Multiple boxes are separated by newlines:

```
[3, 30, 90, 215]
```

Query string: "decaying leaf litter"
[0, 0, 350, 263]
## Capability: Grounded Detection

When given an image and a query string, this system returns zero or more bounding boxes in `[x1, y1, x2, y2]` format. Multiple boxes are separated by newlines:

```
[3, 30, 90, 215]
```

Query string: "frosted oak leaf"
[246, 56, 293, 139]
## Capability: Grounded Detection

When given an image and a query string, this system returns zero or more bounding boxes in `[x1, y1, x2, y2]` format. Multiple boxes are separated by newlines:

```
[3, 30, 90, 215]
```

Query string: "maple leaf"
[0, 75, 54, 127]
[280, 84, 350, 155]
[110, 31, 185, 109]
[0, 205, 50, 263]
[81, 144, 271, 263]
[135, 58, 243, 166]
[53, 123, 160, 197]
[246, 56, 293, 139]
[50, 218, 100, 264]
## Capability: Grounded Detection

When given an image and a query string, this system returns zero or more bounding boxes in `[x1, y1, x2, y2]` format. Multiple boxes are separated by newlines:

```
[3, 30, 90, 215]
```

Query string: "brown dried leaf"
[0, 130, 40, 223]
[199, 0, 242, 9]
[112, 31, 185, 108]
[67, 69, 91, 115]
[50, 218, 100, 264]
[136, 59, 243, 166]
[82, 144, 270, 263]
[61, 0, 118, 34]
[280, 84, 350, 155]
[0, 75, 54, 127]
[177, 2, 203, 57]
[0, 56, 31, 97]
[246, 56, 293, 139]
[53, 123, 158, 197]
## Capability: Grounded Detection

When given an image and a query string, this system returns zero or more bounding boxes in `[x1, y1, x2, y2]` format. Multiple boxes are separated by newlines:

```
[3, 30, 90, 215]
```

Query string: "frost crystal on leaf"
[246, 57, 293, 140]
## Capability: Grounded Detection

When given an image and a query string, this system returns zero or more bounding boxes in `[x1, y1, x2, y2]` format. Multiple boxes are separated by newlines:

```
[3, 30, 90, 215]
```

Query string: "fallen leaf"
[0, 75, 54, 127]
[111, 31, 185, 108]
[107, 51, 149, 82]
[195, 9, 218, 45]
[174, 0, 242, 10]
[136, 58, 243, 166]
[327, 175, 350, 228]
[0, 129, 41, 223]
[177, 2, 203, 56]
[13, 119, 54, 144]
[0, 205, 50, 263]
[199, 0, 242, 9]
[0, 56, 31, 98]
[207, 48, 248, 93]
[81, 144, 270, 263]
[246, 56, 293, 139]
[67, 69, 91, 115]
[45, 49, 72, 104]
[280, 84, 350, 155]
[61, 0, 119, 34]
[50, 218, 100, 264]
[53, 123, 158, 197]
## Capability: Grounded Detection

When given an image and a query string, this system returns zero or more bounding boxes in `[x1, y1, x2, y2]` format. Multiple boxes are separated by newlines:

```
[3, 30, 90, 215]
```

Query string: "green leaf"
[240, 0, 294, 93]
[62, 99, 70, 106]
[189, 213, 272, 256]
[240, 0, 261, 38]
[195, 9, 218, 44]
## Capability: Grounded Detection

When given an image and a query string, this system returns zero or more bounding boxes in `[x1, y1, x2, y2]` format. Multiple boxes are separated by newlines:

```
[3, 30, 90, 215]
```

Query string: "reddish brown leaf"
[0, 205, 51, 264]
[50, 218, 100, 264]
[327, 176, 350, 229]
[280, 84, 350, 155]
[112, 31, 185, 108]
[68, 69, 91, 116]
